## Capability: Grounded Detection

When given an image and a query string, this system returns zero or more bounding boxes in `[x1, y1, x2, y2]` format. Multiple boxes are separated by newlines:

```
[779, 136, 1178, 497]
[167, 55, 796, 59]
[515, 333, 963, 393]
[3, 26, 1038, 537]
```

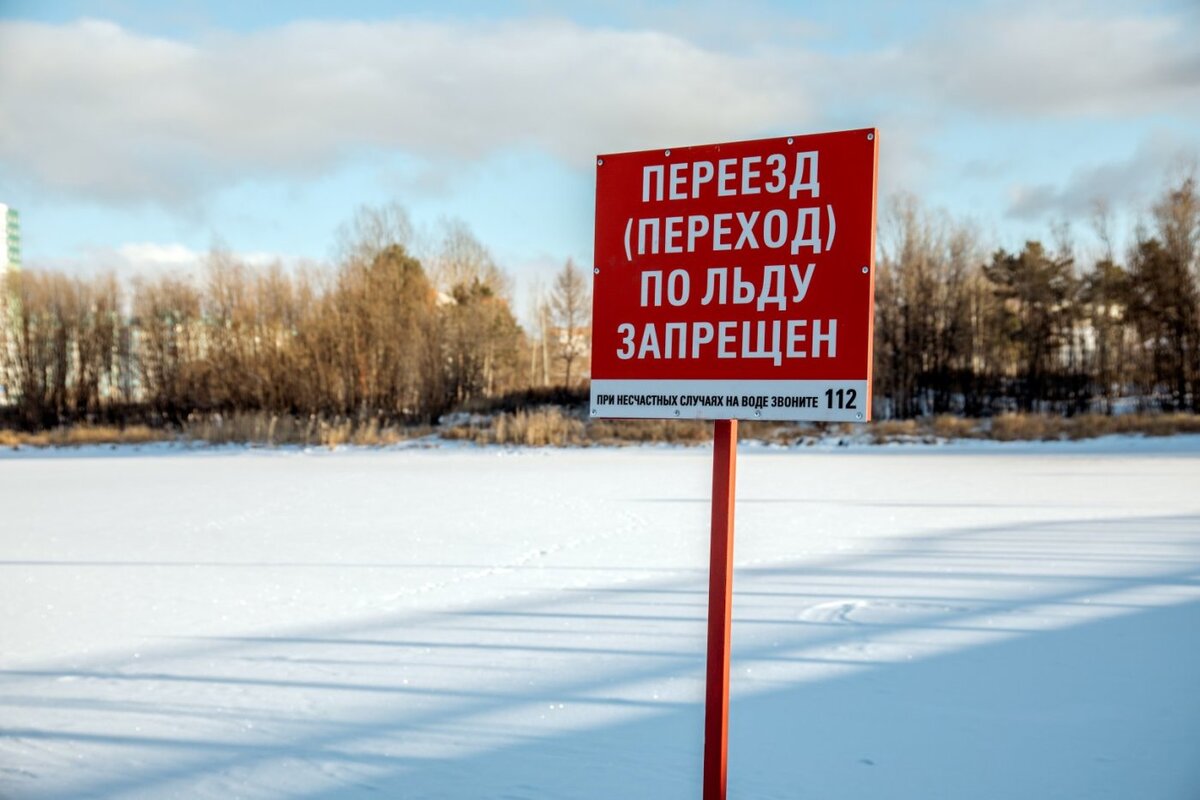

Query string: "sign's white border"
[590, 379, 869, 422]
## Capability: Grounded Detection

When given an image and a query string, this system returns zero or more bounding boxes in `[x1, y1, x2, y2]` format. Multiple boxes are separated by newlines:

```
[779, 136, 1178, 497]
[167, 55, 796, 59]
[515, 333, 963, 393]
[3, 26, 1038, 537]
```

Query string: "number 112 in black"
[825, 388, 858, 409]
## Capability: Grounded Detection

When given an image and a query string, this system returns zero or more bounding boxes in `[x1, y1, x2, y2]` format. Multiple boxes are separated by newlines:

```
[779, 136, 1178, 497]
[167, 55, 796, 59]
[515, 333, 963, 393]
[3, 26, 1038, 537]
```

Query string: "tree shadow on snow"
[1, 514, 1198, 799]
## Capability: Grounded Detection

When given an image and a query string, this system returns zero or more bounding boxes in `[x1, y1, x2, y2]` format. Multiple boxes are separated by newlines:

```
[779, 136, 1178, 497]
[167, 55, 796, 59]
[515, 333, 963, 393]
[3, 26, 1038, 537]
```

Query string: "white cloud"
[116, 242, 201, 269]
[0, 6, 1195, 222]
[28, 241, 287, 281]
[904, 6, 1200, 118]
[0, 17, 815, 209]
[1006, 131, 1197, 221]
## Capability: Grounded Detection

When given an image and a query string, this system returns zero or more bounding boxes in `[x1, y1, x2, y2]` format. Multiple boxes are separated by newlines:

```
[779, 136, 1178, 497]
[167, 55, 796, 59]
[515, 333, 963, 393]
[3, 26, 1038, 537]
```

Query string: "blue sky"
[1, 0, 1197, 316]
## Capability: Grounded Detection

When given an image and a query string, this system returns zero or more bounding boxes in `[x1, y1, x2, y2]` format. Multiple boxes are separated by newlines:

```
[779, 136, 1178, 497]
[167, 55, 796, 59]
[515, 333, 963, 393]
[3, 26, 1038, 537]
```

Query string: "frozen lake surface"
[2, 437, 1199, 798]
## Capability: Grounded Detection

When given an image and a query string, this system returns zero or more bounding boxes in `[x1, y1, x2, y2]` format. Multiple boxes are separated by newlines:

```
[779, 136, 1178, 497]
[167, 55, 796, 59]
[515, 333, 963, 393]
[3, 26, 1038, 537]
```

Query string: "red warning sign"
[590, 128, 878, 421]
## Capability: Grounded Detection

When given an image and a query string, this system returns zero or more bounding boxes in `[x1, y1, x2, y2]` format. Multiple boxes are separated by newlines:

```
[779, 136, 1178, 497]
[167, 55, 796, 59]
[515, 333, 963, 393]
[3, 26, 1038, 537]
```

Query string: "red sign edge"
[864, 128, 878, 422]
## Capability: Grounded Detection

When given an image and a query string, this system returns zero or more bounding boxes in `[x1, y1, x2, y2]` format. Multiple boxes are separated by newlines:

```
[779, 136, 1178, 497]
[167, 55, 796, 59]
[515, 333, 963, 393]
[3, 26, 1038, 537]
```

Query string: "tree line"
[873, 173, 1199, 417]
[1, 174, 1197, 430]
[0, 210, 592, 428]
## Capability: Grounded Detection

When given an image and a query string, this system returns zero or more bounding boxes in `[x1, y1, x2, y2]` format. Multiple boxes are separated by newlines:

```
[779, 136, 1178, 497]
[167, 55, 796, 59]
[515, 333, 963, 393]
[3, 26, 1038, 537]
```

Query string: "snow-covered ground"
[2, 438, 1199, 799]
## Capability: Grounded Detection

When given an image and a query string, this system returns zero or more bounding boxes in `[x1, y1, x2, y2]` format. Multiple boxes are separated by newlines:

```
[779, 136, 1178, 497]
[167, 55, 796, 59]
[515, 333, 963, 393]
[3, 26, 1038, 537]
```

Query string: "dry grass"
[0, 424, 166, 448]
[443, 410, 714, 446]
[1122, 412, 1200, 437]
[870, 418, 920, 444]
[931, 415, 981, 439]
[1061, 412, 1200, 440]
[494, 408, 586, 446]
[181, 412, 428, 448]
[1061, 414, 1118, 441]
[443, 410, 1200, 447]
[977, 412, 1200, 443]
[989, 413, 1056, 441]
[4, 410, 1200, 449]
[585, 417, 711, 446]
[443, 407, 587, 446]
[737, 421, 797, 444]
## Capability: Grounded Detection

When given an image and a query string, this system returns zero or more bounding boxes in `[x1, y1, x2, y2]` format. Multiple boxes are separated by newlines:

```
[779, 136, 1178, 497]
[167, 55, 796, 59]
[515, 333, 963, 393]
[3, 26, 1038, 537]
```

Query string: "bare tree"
[7, 165, 1200, 432]
[874, 195, 981, 416]
[335, 202, 417, 266]
[549, 259, 590, 386]
[132, 273, 203, 420]
[425, 220, 523, 407]
[430, 218, 511, 300]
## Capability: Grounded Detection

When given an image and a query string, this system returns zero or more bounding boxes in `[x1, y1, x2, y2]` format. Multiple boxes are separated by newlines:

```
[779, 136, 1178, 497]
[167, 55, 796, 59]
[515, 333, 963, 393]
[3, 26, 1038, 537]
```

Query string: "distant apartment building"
[0, 203, 19, 273]
[0, 203, 18, 404]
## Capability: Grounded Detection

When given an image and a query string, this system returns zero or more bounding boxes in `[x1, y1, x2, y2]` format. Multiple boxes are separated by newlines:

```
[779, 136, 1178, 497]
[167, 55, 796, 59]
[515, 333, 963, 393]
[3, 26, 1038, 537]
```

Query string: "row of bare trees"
[2, 174, 1196, 429]
[873, 174, 1200, 416]
[0, 210, 591, 428]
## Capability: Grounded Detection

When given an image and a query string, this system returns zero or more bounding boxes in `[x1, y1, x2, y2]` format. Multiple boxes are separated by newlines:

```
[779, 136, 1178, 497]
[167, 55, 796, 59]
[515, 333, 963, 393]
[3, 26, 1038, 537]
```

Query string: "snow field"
[1, 438, 1199, 798]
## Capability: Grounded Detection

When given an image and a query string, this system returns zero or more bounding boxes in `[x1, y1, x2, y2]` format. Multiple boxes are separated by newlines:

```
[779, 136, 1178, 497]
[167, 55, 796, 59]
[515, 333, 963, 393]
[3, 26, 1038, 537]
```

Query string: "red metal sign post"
[704, 418, 737, 800]
[589, 128, 878, 799]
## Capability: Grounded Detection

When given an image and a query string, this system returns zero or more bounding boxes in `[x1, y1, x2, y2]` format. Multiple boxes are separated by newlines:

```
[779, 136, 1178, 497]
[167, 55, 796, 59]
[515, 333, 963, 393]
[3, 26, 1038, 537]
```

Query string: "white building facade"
[0, 203, 17, 405]
[0, 204, 19, 273]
